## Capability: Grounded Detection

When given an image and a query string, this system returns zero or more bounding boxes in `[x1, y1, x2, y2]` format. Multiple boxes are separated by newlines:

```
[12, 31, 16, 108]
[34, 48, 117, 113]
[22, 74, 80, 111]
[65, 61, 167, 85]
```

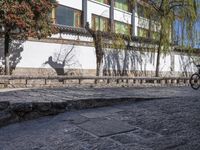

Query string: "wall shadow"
[103, 47, 155, 77]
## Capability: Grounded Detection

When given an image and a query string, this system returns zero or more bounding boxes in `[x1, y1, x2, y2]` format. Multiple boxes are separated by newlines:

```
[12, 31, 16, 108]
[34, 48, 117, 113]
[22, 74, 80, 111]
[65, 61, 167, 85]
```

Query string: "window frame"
[55, 4, 83, 28]
[137, 27, 149, 38]
[114, 0, 131, 12]
[114, 20, 131, 35]
[92, 14, 110, 32]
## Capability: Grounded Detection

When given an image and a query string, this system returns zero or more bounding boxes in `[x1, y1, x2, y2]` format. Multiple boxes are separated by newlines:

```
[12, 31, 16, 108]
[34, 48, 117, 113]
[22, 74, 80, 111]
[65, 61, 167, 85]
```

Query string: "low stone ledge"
[0, 96, 169, 128]
[0, 76, 191, 88]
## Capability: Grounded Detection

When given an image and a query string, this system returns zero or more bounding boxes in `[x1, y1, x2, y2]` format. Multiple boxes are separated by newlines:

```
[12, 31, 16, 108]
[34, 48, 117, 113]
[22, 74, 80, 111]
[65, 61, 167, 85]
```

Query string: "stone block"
[0, 101, 10, 111]
[27, 79, 45, 85]
[10, 103, 33, 112]
[0, 111, 13, 127]
[45, 79, 63, 86]
[172, 79, 177, 84]
[0, 84, 4, 88]
[33, 102, 52, 112]
[161, 80, 166, 85]
[9, 79, 27, 85]
[63, 79, 79, 84]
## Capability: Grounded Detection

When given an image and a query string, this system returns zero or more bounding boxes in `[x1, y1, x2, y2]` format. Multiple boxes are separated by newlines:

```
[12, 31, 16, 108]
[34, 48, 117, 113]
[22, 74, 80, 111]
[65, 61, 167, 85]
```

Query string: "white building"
[0, 0, 198, 77]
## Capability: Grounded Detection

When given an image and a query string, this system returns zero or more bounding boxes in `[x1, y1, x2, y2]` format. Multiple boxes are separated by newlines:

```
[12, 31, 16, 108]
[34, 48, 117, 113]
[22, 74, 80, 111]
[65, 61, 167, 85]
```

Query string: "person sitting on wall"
[44, 56, 65, 75]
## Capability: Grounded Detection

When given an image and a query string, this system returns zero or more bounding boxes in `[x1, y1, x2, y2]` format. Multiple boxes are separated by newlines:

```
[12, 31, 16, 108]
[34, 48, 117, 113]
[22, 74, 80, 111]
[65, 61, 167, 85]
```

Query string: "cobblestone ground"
[0, 87, 200, 150]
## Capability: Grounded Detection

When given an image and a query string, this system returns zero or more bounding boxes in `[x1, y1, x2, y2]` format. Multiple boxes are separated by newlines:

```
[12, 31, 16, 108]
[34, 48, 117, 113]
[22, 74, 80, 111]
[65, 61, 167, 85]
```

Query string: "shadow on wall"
[44, 44, 83, 76]
[0, 39, 24, 75]
[179, 55, 197, 77]
[103, 48, 155, 76]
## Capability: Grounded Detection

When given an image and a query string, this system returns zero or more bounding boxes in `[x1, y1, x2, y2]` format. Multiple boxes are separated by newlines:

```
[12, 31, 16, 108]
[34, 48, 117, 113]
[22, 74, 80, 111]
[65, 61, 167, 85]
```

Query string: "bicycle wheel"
[190, 73, 200, 90]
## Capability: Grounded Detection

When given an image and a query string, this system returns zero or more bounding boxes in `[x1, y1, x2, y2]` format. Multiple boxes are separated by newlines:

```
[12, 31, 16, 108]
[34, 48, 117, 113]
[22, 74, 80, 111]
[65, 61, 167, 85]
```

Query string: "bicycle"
[190, 65, 200, 90]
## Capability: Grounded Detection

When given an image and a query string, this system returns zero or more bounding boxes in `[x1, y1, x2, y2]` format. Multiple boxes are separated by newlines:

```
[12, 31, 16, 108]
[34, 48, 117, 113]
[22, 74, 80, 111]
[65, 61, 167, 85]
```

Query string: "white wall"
[16, 41, 197, 76]
[114, 9, 132, 24]
[19, 41, 96, 70]
[57, 0, 82, 10]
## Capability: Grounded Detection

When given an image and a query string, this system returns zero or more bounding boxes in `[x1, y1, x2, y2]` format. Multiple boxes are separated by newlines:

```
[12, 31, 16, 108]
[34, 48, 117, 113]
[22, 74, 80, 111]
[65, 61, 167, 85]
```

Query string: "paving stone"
[125, 143, 153, 150]
[131, 128, 162, 139]
[80, 107, 122, 118]
[78, 118, 136, 137]
[111, 133, 144, 144]
[61, 114, 88, 125]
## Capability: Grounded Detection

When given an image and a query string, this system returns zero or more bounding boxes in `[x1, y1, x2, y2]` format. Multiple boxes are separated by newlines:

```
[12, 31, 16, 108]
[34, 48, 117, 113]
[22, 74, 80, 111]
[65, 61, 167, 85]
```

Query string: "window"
[137, 3, 158, 20]
[152, 31, 160, 40]
[56, 5, 82, 27]
[92, 15, 109, 32]
[115, 0, 130, 12]
[95, 0, 110, 5]
[137, 27, 149, 38]
[137, 3, 145, 17]
[115, 21, 131, 35]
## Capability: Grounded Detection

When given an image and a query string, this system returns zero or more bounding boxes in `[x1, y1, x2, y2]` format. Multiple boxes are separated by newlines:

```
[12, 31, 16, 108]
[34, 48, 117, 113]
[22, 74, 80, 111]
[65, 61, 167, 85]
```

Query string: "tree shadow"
[44, 44, 82, 76]
[0, 39, 24, 75]
[44, 56, 65, 75]
[178, 55, 197, 77]
[103, 47, 151, 77]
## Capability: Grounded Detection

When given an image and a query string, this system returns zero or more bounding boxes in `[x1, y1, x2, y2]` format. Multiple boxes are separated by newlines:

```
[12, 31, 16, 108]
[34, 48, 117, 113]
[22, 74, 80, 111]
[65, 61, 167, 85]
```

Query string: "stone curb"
[0, 96, 171, 128]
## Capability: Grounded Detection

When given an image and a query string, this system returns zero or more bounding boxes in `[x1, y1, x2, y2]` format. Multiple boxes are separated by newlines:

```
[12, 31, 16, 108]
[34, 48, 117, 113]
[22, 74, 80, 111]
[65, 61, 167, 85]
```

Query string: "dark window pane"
[56, 5, 82, 27]
[115, 0, 130, 12]
[115, 21, 131, 35]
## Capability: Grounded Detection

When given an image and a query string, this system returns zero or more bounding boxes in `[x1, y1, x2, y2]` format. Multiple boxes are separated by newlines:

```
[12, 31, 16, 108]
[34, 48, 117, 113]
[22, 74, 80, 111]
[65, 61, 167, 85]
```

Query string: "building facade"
[0, 0, 198, 77]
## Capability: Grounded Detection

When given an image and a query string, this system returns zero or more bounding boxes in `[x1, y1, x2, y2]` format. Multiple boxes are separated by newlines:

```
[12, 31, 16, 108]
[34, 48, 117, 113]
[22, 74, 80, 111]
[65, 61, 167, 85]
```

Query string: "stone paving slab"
[80, 107, 122, 118]
[78, 118, 136, 137]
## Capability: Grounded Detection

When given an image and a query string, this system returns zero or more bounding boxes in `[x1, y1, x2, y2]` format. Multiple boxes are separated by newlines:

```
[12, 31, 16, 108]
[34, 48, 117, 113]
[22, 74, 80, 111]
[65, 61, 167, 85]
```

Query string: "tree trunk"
[85, 24, 104, 77]
[155, 18, 164, 77]
[96, 59, 103, 76]
[95, 34, 104, 76]
[155, 44, 161, 77]
[95, 46, 104, 76]
[4, 33, 10, 75]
